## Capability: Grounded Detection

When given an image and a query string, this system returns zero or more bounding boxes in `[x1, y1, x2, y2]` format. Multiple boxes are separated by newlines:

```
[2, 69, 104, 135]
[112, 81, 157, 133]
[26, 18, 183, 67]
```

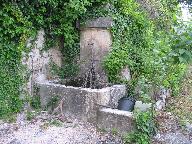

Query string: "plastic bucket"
[117, 97, 135, 112]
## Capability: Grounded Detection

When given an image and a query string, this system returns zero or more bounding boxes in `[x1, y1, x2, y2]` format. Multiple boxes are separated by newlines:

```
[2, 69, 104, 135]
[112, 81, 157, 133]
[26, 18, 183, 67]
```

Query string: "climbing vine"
[82, 0, 187, 97]
[0, 4, 190, 141]
[0, 0, 108, 117]
[0, 3, 33, 117]
[82, 1, 189, 143]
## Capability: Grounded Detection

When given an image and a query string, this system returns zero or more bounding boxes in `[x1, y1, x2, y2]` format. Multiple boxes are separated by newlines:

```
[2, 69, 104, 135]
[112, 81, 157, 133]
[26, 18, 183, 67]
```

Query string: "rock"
[36, 111, 49, 120]
[186, 122, 192, 133]
[8, 139, 21, 144]
[155, 88, 170, 111]
[0, 120, 3, 124]
[134, 101, 152, 112]
[120, 67, 131, 81]
[155, 100, 165, 110]
[16, 112, 26, 126]
[36, 73, 47, 82]
[109, 85, 127, 108]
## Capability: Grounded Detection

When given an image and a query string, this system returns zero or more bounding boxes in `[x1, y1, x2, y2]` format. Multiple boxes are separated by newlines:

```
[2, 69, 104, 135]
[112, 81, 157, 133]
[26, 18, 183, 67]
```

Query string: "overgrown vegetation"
[0, 0, 191, 143]
[0, 0, 107, 118]
[0, 3, 33, 117]
[102, 0, 188, 97]
[82, 0, 191, 143]
[123, 110, 156, 144]
[167, 65, 192, 124]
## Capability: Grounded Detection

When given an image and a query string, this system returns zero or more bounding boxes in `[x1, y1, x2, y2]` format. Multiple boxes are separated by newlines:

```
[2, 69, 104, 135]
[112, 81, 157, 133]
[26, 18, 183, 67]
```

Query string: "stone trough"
[33, 16, 135, 135]
[35, 82, 134, 134]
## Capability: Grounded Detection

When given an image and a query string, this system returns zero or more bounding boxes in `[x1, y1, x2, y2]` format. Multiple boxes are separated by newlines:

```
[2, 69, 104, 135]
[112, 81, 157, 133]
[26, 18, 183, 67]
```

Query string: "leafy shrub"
[123, 110, 156, 144]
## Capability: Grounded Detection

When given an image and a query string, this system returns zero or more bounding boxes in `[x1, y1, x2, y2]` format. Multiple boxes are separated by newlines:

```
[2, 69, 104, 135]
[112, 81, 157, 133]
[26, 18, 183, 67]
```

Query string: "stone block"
[109, 85, 127, 108]
[97, 108, 134, 135]
[82, 17, 113, 28]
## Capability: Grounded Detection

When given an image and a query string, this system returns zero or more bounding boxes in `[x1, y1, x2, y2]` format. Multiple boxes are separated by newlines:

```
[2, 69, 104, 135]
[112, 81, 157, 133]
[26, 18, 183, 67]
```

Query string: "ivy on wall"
[80, 0, 186, 98]
[0, 0, 108, 117]
[0, 1, 190, 143]
[0, 0, 190, 124]
[0, 3, 33, 117]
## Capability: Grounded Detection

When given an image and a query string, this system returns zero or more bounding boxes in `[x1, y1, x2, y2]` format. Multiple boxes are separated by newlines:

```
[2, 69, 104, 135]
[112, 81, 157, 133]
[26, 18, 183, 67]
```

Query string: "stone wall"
[22, 30, 62, 95]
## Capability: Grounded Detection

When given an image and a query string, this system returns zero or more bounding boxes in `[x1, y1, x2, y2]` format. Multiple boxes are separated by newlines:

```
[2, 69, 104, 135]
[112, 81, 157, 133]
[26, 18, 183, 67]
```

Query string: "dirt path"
[0, 113, 122, 144]
[152, 111, 192, 144]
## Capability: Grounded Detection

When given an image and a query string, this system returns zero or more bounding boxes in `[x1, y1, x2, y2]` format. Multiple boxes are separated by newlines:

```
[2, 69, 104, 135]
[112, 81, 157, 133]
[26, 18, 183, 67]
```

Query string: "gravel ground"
[152, 112, 192, 144]
[0, 112, 122, 144]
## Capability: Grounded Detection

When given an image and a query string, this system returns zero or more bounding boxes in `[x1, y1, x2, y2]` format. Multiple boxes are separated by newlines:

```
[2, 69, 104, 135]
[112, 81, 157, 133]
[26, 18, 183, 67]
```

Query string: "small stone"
[0, 120, 3, 124]
[0, 124, 11, 136]
[134, 101, 152, 112]
[155, 100, 165, 110]
[36, 73, 46, 82]
[186, 122, 192, 132]
[120, 67, 131, 81]
[154, 133, 161, 139]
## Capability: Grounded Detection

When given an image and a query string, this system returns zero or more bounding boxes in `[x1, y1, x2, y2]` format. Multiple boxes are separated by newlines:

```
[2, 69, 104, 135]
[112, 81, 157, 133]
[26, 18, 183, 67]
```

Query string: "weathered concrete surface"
[79, 28, 112, 84]
[35, 82, 126, 123]
[22, 30, 62, 94]
[109, 85, 127, 108]
[36, 83, 91, 121]
[82, 17, 113, 28]
[97, 108, 134, 135]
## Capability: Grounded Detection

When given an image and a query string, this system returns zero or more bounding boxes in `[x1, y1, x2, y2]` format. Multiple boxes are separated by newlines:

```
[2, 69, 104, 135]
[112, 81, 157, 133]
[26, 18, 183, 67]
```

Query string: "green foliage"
[0, 0, 107, 118]
[30, 95, 41, 110]
[0, 3, 33, 117]
[123, 110, 156, 144]
[49, 119, 63, 127]
[26, 111, 37, 121]
[90, 0, 187, 97]
[104, 0, 154, 85]
[2, 113, 17, 123]
[111, 128, 118, 135]
[99, 128, 107, 133]
[46, 96, 60, 111]
[171, 21, 192, 64]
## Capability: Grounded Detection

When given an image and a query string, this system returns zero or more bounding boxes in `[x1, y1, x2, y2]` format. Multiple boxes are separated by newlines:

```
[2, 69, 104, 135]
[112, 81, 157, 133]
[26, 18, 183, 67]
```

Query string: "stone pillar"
[79, 17, 113, 85]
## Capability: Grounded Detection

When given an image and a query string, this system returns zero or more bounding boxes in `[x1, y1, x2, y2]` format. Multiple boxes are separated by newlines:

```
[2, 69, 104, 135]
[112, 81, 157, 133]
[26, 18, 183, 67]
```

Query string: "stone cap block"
[81, 17, 113, 29]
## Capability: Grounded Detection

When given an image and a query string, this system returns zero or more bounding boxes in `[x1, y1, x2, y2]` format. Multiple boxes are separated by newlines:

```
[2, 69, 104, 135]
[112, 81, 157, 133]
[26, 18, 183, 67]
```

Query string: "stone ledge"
[97, 108, 134, 135]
